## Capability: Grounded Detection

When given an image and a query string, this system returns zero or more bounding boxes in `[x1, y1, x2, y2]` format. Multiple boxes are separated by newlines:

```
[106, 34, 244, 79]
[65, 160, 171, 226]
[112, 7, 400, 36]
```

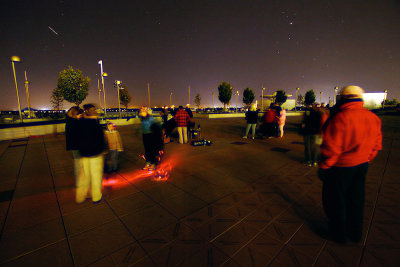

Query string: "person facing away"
[301, 103, 322, 166]
[277, 108, 286, 138]
[139, 107, 164, 170]
[104, 122, 123, 173]
[318, 85, 382, 243]
[174, 106, 190, 144]
[65, 106, 84, 186]
[243, 104, 258, 139]
[262, 104, 278, 138]
[76, 104, 105, 204]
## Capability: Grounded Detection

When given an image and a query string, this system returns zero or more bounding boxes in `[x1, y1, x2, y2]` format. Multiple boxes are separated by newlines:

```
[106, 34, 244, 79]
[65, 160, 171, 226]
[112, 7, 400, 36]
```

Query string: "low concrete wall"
[0, 117, 143, 141]
[194, 111, 302, 119]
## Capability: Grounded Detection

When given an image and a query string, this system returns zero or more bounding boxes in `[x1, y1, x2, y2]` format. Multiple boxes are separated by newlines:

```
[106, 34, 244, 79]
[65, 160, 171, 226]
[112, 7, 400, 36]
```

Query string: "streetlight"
[261, 87, 266, 111]
[98, 60, 107, 115]
[320, 91, 323, 103]
[11, 56, 23, 122]
[147, 82, 151, 108]
[383, 90, 388, 109]
[295, 87, 299, 110]
[115, 80, 122, 119]
[97, 78, 102, 110]
[212, 92, 215, 110]
[170, 92, 173, 107]
[334, 86, 338, 105]
[235, 90, 239, 112]
[24, 71, 32, 118]
[188, 85, 191, 107]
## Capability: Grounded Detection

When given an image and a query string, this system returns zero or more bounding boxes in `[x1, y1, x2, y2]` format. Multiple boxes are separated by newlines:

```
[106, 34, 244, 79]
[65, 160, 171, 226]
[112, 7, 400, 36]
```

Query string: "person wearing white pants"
[76, 104, 105, 204]
[77, 154, 104, 203]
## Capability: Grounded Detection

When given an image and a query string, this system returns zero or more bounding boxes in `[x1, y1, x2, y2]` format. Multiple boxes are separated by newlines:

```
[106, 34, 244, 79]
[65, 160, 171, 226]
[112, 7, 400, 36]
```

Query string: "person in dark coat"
[301, 103, 322, 166]
[65, 106, 83, 186]
[242, 104, 258, 139]
[76, 104, 105, 204]
[139, 107, 164, 170]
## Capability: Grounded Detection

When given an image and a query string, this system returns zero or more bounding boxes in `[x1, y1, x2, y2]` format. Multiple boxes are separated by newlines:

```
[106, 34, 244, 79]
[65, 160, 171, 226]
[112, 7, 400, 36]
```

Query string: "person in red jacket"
[318, 85, 382, 243]
[174, 106, 190, 144]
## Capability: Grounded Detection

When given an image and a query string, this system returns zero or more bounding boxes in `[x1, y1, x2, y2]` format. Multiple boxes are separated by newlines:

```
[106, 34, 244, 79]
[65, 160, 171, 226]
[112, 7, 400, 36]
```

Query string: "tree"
[119, 84, 132, 109]
[242, 87, 255, 107]
[218, 81, 233, 111]
[297, 93, 305, 106]
[57, 66, 90, 106]
[275, 90, 287, 105]
[50, 87, 64, 110]
[194, 93, 201, 109]
[381, 98, 398, 106]
[304, 90, 316, 106]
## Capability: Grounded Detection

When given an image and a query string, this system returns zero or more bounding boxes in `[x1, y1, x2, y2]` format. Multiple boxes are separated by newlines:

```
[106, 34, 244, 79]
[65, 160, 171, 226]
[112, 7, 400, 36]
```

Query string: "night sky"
[1, 0, 399, 110]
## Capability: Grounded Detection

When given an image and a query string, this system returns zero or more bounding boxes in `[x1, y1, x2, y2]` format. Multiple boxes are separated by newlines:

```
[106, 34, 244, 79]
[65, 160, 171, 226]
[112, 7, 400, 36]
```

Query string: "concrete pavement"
[0, 115, 399, 266]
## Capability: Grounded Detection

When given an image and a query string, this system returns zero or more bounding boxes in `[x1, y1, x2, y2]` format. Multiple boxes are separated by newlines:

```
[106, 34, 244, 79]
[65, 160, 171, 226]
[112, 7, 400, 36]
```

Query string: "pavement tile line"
[42, 136, 76, 267]
[102, 197, 159, 266]
[358, 135, 393, 266]
[0, 141, 28, 241]
[0, 238, 68, 265]
[217, 166, 318, 265]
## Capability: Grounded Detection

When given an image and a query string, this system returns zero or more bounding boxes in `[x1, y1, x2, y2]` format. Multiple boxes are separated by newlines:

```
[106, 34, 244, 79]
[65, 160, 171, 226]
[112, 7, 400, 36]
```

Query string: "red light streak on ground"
[102, 156, 176, 189]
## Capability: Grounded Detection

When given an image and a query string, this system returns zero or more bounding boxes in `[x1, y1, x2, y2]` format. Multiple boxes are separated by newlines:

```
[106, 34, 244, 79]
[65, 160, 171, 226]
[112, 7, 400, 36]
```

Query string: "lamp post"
[320, 91, 323, 103]
[261, 87, 266, 111]
[98, 60, 107, 115]
[212, 92, 215, 110]
[115, 80, 122, 119]
[97, 78, 102, 110]
[383, 90, 388, 109]
[188, 85, 191, 107]
[334, 86, 338, 105]
[170, 92, 173, 107]
[24, 71, 32, 118]
[11, 56, 23, 122]
[235, 90, 239, 112]
[295, 87, 299, 110]
[147, 82, 151, 108]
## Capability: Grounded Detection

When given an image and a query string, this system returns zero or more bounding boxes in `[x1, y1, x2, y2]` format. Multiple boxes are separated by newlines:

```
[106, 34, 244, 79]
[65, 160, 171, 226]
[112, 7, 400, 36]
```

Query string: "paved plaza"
[0, 115, 399, 266]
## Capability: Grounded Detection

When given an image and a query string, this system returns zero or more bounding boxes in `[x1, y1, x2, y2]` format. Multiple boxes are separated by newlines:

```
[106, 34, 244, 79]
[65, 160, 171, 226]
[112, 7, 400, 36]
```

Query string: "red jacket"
[320, 101, 382, 169]
[174, 109, 190, 127]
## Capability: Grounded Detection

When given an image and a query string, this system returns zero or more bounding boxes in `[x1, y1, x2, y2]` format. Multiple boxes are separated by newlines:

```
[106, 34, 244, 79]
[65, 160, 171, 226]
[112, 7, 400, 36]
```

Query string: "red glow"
[102, 156, 176, 189]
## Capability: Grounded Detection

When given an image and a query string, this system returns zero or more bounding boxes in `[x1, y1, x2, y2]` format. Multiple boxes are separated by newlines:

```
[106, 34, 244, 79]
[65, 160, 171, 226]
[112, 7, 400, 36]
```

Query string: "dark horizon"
[1, 0, 399, 110]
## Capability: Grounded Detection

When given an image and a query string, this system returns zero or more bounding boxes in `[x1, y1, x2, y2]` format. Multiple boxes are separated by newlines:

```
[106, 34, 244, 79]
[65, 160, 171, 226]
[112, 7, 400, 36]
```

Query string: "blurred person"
[139, 107, 164, 170]
[301, 103, 322, 166]
[262, 104, 278, 138]
[65, 106, 84, 186]
[185, 107, 195, 139]
[277, 108, 286, 138]
[319, 103, 330, 129]
[76, 104, 105, 204]
[242, 104, 258, 139]
[104, 122, 123, 173]
[174, 106, 190, 144]
[318, 86, 382, 243]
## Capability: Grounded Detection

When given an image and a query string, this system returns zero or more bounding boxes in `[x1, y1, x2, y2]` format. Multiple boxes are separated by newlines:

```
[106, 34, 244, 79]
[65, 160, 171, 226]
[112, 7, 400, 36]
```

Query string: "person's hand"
[318, 168, 328, 181]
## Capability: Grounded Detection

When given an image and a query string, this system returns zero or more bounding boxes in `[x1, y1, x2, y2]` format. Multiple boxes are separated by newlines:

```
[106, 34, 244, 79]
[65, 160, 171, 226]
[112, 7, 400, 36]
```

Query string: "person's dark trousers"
[304, 134, 320, 164]
[322, 163, 368, 242]
[143, 133, 158, 164]
[107, 149, 119, 172]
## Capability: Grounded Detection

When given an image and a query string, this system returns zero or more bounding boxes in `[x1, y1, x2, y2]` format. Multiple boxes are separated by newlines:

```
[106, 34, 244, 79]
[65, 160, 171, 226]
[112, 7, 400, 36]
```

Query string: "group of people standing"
[243, 102, 286, 139]
[66, 104, 123, 204]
